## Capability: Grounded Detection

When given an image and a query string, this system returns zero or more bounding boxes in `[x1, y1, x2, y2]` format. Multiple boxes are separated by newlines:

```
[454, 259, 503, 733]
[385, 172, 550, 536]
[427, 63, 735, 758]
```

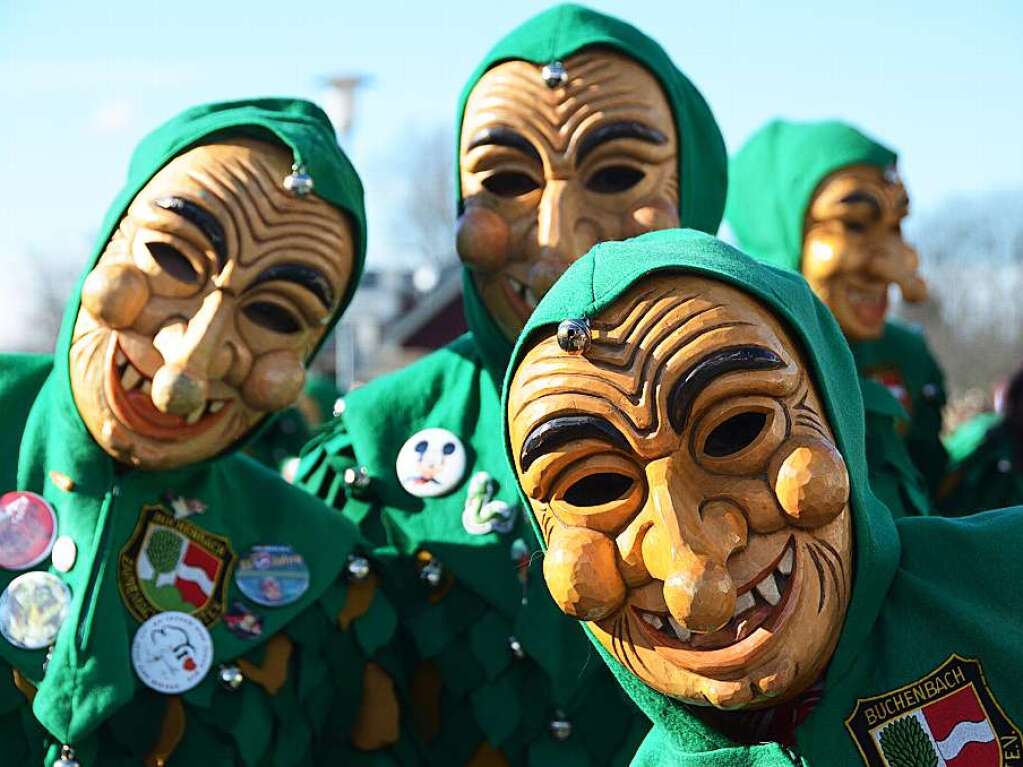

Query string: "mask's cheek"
[802, 226, 851, 284]
[456, 205, 510, 274]
[240, 349, 305, 413]
[623, 199, 679, 239]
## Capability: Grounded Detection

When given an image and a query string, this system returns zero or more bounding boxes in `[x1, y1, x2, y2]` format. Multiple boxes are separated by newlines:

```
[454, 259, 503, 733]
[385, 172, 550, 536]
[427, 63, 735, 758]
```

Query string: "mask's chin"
[72, 330, 252, 470]
[593, 530, 845, 710]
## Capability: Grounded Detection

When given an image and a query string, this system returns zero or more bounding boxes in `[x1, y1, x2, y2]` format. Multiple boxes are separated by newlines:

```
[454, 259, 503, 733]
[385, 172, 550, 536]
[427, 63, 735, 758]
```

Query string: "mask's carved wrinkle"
[806, 544, 827, 614]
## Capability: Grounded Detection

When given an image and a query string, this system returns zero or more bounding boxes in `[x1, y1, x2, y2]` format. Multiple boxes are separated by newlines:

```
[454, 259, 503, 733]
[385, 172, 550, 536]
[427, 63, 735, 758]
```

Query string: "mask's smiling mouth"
[633, 537, 795, 652]
[502, 276, 539, 320]
[842, 279, 888, 329]
[105, 337, 231, 441]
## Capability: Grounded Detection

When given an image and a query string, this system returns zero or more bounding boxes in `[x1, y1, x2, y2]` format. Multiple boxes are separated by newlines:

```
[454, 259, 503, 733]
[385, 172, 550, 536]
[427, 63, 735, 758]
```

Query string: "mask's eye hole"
[586, 166, 645, 194]
[562, 472, 634, 507]
[844, 221, 866, 234]
[482, 171, 540, 197]
[243, 301, 301, 334]
[703, 411, 768, 458]
[147, 242, 198, 283]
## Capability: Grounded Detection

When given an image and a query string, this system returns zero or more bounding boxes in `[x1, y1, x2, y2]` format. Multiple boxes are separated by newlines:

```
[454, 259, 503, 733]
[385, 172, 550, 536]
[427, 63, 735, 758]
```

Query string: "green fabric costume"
[295, 5, 726, 764]
[502, 229, 1023, 766]
[726, 118, 944, 508]
[938, 418, 1023, 517]
[0, 99, 413, 766]
[245, 375, 342, 475]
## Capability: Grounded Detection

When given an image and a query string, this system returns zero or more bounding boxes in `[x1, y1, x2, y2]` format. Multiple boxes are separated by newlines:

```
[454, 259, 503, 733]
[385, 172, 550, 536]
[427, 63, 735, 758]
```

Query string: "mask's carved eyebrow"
[836, 191, 882, 219]
[520, 415, 631, 472]
[154, 196, 227, 273]
[466, 127, 542, 164]
[576, 121, 668, 165]
[668, 346, 785, 433]
[249, 263, 335, 310]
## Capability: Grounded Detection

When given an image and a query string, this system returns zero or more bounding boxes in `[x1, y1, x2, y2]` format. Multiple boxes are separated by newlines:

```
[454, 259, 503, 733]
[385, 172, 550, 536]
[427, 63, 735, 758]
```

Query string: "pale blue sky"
[1, 0, 1020, 272]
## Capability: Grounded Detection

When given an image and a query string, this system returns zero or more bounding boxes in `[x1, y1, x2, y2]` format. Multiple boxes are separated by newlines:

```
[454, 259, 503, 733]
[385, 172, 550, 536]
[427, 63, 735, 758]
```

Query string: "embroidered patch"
[845, 654, 1022, 766]
[119, 503, 235, 626]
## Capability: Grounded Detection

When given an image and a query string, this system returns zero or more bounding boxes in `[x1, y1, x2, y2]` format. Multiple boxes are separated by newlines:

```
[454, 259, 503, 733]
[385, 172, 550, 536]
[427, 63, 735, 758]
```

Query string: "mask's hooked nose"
[643, 460, 741, 633]
[151, 291, 232, 416]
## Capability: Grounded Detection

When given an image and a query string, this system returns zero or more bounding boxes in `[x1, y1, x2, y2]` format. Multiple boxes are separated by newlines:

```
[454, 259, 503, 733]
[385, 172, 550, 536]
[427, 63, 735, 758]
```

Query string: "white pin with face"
[131, 611, 213, 694]
[396, 428, 467, 498]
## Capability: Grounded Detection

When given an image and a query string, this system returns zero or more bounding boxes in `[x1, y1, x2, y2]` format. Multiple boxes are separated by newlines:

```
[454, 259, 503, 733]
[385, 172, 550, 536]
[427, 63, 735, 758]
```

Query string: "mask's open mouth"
[502, 276, 539, 321]
[844, 280, 888, 329]
[633, 537, 795, 652]
[105, 339, 231, 441]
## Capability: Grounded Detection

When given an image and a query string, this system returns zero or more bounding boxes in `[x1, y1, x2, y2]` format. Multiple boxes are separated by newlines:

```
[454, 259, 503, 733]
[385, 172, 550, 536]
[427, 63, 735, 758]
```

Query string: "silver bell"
[508, 635, 525, 660]
[420, 559, 444, 588]
[922, 383, 940, 401]
[283, 164, 314, 196]
[346, 555, 371, 582]
[998, 458, 1013, 474]
[332, 397, 346, 417]
[557, 319, 591, 354]
[218, 664, 245, 691]
[53, 745, 79, 767]
[343, 466, 371, 490]
[549, 712, 572, 741]
[541, 60, 568, 88]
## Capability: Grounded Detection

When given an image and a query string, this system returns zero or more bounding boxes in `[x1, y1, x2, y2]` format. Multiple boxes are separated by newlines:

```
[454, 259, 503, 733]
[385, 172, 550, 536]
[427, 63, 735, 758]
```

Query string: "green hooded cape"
[0, 99, 412, 766]
[501, 229, 1023, 765]
[295, 5, 726, 764]
[726, 119, 945, 505]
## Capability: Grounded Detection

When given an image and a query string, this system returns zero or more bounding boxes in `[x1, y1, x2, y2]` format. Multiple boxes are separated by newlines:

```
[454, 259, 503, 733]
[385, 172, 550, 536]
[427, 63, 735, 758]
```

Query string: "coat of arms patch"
[845, 654, 1021, 766]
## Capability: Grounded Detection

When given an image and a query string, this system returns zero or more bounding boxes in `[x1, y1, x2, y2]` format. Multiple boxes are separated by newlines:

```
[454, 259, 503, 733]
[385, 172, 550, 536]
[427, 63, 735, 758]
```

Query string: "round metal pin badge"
[131, 611, 213, 694]
[235, 544, 310, 607]
[0, 571, 71, 649]
[0, 491, 58, 571]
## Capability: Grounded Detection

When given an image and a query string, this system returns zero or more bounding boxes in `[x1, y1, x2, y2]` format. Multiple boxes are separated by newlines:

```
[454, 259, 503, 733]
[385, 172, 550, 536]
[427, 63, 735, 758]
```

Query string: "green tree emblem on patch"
[146, 527, 183, 577]
[878, 716, 938, 767]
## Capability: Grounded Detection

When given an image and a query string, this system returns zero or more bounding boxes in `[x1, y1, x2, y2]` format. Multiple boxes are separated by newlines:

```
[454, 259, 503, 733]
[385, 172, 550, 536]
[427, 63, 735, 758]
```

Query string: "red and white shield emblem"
[846, 655, 1021, 767]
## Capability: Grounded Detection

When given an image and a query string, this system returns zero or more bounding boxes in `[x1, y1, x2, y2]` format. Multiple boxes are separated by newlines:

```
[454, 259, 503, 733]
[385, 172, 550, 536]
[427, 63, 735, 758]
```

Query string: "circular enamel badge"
[0, 491, 58, 571]
[396, 428, 466, 498]
[0, 571, 71, 649]
[131, 611, 213, 693]
[235, 545, 310, 607]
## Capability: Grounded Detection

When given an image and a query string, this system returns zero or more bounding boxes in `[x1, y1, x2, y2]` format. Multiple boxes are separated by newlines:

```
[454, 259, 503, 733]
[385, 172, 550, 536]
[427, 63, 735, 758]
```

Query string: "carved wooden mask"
[802, 164, 926, 341]
[71, 139, 354, 470]
[457, 50, 679, 340]
[507, 274, 853, 709]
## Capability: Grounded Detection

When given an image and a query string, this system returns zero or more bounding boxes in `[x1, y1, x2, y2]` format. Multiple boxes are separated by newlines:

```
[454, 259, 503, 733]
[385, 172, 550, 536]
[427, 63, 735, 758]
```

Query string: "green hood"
[502, 229, 901, 759]
[2, 98, 372, 756]
[726, 119, 896, 272]
[456, 3, 728, 379]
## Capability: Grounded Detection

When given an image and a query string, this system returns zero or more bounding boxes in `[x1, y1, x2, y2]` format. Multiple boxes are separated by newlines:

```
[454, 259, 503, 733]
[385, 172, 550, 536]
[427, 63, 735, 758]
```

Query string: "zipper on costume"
[75, 483, 119, 649]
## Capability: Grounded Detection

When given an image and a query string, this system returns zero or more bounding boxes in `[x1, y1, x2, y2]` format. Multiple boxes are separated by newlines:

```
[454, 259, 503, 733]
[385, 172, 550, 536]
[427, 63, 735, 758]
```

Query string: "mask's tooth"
[115, 349, 127, 366]
[121, 365, 141, 390]
[524, 287, 539, 309]
[755, 573, 781, 606]
[734, 590, 756, 617]
[140, 379, 152, 396]
[209, 401, 224, 414]
[639, 612, 663, 630]
[185, 407, 203, 425]
[667, 616, 691, 642]
[777, 548, 794, 576]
